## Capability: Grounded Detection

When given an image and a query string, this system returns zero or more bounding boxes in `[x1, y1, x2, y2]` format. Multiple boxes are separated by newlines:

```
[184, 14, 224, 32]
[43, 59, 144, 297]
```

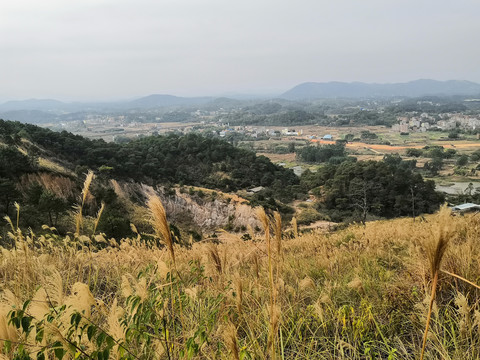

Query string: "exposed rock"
[111, 180, 260, 230]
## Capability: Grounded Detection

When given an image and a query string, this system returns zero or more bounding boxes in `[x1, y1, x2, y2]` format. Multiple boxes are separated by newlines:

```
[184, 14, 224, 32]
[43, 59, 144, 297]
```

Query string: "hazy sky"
[1, 0, 479, 100]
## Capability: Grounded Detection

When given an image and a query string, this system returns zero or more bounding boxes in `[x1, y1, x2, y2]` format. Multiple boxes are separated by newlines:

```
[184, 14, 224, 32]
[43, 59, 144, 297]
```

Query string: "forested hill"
[0, 119, 298, 192]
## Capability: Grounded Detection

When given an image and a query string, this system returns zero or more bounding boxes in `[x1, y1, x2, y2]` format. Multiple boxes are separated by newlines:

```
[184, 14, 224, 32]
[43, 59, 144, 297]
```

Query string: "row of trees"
[296, 143, 348, 163]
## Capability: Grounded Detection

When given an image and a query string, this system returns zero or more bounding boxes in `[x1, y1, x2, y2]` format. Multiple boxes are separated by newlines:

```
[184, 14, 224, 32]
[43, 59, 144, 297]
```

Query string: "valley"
[1, 84, 480, 359]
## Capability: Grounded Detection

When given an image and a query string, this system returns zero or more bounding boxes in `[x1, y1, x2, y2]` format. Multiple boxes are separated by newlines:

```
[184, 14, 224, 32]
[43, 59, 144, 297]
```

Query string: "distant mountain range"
[280, 79, 480, 100]
[1, 80, 480, 117]
[0, 94, 214, 112]
[127, 94, 213, 108]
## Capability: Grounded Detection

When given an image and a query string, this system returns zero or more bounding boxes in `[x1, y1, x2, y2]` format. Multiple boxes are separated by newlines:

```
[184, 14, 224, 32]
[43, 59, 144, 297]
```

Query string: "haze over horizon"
[1, 0, 479, 101]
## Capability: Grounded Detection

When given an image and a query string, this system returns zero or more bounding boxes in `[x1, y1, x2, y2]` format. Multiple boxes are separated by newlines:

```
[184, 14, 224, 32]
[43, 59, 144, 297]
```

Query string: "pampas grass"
[75, 170, 94, 236]
[92, 201, 105, 236]
[208, 245, 223, 275]
[420, 206, 451, 360]
[224, 322, 240, 360]
[4, 200, 480, 359]
[256, 207, 277, 359]
[292, 216, 298, 239]
[147, 194, 175, 266]
[273, 211, 282, 263]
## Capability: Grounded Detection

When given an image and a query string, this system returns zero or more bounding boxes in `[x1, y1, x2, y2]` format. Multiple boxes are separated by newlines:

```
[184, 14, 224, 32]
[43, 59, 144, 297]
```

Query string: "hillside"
[281, 79, 480, 100]
[1, 119, 448, 237]
[0, 203, 478, 359]
[0, 119, 300, 237]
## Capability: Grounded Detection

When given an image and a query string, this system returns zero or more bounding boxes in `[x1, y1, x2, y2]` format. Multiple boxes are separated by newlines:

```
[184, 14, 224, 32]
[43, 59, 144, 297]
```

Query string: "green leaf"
[37, 350, 45, 360]
[68, 343, 77, 354]
[22, 300, 31, 312]
[105, 336, 115, 348]
[35, 326, 44, 343]
[118, 346, 125, 358]
[102, 349, 110, 359]
[21, 316, 32, 334]
[70, 312, 81, 329]
[96, 331, 106, 348]
[87, 325, 96, 341]
[54, 347, 66, 360]
[4, 340, 12, 354]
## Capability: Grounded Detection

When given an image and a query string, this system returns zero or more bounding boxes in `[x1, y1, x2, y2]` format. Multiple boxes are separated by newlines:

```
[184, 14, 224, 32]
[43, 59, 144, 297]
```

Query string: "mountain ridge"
[280, 79, 480, 100]
[2, 79, 480, 112]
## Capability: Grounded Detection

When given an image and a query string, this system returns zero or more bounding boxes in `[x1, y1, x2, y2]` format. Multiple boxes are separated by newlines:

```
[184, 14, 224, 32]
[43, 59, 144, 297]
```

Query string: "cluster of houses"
[218, 126, 277, 138]
[392, 113, 480, 133]
[449, 114, 480, 130]
[218, 126, 306, 138]
[216, 126, 336, 141]
[391, 115, 433, 133]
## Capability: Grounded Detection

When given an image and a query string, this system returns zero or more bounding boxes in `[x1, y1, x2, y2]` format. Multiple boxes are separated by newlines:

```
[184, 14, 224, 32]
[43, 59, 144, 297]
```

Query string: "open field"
[1, 205, 480, 359]
[311, 139, 480, 152]
[256, 152, 296, 163]
[56, 122, 199, 142]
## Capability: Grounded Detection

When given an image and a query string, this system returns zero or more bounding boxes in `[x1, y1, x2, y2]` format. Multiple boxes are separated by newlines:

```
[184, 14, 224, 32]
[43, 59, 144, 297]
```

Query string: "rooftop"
[451, 203, 480, 211]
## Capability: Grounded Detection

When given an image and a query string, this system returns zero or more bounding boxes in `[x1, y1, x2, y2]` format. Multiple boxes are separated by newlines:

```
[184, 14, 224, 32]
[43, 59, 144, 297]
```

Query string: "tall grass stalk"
[292, 217, 298, 239]
[273, 211, 282, 264]
[257, 207, 277, 359]
[441, 269, 480, 290]
[420, 227, 450, 360]
[15, 202, 20, 231]
[147, 194, 175, 267]
[92, 201, 105, 236]
[224, 322, 240, 360]
[75, 170, 94, 236]
[146, 193, 180, 355]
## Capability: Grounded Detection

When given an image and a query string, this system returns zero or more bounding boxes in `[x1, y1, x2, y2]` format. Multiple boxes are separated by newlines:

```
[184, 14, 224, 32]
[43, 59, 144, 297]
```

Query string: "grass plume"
[292, 216, 298, 239]
[273, 211, 283, 263]
[75, 170, 94, 236]
[3, 201, 480, 358]
[147, 194, 175, 266]
[420, 207, 451, 360]
[256, 207, 277, 359]
[92, 201, 105, 236]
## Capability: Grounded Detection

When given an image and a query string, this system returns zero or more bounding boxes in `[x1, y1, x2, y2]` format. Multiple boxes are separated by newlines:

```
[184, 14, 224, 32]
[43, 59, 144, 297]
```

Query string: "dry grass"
[18, 173, 76, 200]
[1, 205, 480, 358]
[420, 206, 452, 360]
[147, 194, 175, 266]
[74, 170, 94, 236]
[37, 157, 75, 176]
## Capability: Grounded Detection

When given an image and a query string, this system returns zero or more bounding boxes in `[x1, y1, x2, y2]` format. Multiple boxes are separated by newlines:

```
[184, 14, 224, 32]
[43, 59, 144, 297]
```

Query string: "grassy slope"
[0, 208, 479, 359]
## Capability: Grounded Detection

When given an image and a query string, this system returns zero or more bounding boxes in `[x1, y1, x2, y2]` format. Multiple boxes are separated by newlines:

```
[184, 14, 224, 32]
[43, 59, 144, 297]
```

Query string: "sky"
[1, 0, 479, 101]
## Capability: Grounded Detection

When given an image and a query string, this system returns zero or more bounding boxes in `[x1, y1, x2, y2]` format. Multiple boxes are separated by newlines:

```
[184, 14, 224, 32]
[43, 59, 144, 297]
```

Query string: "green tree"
[424, 157, 443, 176]
[38, 190, 67, 227]
[288, 142, 296, 153]
[456, 154, 469, 166]
[406, 148, 423, 157]
[0, 178, 20, 216]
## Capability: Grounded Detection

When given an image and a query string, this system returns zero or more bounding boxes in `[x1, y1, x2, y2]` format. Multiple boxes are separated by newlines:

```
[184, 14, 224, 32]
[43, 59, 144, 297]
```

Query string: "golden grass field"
[2, 191, 480, 359]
